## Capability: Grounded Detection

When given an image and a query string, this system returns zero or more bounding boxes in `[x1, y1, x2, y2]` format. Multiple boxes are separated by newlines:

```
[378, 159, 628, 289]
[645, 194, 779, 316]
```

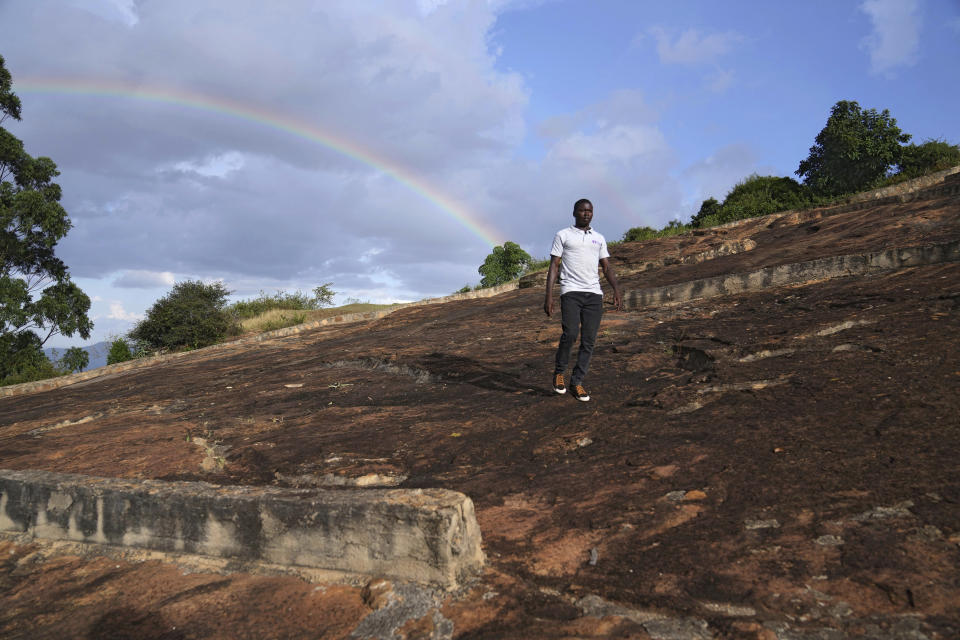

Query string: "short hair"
[573, 198, 592, 212]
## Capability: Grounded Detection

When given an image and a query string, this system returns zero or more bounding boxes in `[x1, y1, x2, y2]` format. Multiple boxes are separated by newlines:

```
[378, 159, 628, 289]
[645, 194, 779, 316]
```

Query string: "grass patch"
[239, 302, 402, 334]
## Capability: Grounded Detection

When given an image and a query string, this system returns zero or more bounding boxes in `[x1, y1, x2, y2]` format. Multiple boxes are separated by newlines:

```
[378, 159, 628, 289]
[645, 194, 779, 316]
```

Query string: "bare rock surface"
[1, 182, 959, 638]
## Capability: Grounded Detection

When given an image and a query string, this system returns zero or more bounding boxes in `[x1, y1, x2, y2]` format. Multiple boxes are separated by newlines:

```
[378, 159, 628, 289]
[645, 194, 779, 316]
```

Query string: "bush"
[693, 175, 810, 229]
[525, 257, 552, 273]
[719, 175, 809, 223]
[896, 139, 960, 180]
[130, 280, 235, 351]
[690, 198, 720, 228]
[620, 220, 691, 243]
[106, 337, 133, 365]
[621, 226, 657, 242]
[228, 283, 336, 319]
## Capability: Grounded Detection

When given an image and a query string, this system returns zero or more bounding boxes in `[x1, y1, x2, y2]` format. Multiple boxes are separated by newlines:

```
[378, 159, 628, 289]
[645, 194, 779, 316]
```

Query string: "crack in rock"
[275, 472, 408, 488]
[28, 412, 105, 437]
[324, 359, 436, 384]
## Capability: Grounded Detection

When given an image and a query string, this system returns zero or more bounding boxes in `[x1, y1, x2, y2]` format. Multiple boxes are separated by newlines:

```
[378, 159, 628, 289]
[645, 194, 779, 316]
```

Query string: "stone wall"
[0, 469, 484, 588]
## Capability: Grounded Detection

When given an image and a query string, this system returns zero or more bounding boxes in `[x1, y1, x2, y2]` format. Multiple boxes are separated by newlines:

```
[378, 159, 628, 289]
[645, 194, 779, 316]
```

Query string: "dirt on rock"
[2, 184, 959, 639]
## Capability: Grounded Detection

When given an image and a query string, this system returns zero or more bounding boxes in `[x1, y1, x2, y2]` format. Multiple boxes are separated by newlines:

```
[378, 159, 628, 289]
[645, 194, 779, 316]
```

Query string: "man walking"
[544, 198, 622, 402]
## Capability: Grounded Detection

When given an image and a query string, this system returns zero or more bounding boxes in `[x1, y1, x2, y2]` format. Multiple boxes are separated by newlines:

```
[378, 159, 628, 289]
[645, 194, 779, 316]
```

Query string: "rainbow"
[18, 78, 504, 248]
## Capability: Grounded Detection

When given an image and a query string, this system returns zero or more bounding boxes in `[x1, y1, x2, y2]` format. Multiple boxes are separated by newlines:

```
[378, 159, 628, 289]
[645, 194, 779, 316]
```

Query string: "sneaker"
[553, 373, 566, 394]
[572, 384, 590, 402]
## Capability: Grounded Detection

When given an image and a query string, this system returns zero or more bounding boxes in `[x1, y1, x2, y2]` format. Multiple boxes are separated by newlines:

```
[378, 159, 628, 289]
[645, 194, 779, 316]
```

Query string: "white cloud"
[113, 270, 176, 289]
[859, 0, 921, 75]
[170, 151, 246, 178]
[704, 68, 735, 93]
[649, 27, 744, 65]
[548, 125, 668, 165]
[107, 301, 143, 322]
[68, 0, 139, 26]
[417, 0, 450, 15]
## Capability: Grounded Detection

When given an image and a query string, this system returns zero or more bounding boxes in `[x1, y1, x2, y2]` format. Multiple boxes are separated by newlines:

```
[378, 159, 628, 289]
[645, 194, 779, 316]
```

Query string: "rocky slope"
[1, 175, 959, 639]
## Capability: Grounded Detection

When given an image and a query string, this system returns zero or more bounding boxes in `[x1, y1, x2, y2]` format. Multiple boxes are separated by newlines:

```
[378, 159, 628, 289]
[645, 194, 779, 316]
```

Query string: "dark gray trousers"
[554, 291, 603, 386]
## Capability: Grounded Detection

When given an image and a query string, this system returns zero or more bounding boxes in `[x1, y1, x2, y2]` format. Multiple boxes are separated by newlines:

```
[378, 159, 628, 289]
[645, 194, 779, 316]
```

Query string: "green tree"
[106, 337, 133, 365]
[57, 346, 88, 373]
[896, 139, 960, 180]
[129, 280, 235, 351]
[478, 241, 532, 288]
[1, 55, 92, 384]
[797, 100, 911, 197]
[0, 331, 58, 385]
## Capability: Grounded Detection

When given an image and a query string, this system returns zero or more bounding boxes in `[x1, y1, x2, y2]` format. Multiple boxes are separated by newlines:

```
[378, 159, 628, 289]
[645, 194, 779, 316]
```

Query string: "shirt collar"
[570, 225, 592, 233]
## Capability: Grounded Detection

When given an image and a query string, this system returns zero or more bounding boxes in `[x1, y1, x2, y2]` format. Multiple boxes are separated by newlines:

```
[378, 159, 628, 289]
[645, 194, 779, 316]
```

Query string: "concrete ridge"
[0, 468, 484, 589]
[0, 281, 519, 398]
[623, 239, 960, 310]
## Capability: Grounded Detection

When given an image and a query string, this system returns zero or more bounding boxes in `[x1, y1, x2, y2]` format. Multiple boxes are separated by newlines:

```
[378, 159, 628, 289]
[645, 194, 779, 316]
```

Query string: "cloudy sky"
[2, 0, 958, 347]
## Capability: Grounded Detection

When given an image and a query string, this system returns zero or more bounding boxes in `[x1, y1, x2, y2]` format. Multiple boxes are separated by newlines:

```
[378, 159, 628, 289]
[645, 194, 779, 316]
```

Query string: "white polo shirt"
[550, 225, 610, 295]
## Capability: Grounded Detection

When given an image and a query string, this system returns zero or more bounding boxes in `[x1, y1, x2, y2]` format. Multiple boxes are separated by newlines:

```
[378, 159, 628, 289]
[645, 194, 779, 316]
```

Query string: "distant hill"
[44, 341, 110, 372]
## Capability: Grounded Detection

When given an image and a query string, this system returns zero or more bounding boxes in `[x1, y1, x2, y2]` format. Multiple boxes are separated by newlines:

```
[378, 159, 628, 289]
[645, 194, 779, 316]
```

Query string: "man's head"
[572, 198, 593, 229]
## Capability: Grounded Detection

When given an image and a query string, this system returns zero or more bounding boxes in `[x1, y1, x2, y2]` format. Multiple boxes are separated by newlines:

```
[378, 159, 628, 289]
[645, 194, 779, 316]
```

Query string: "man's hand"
[544, 256, 561, 317]
[544, 297, 554, 316]
[600, 257, 622, 311]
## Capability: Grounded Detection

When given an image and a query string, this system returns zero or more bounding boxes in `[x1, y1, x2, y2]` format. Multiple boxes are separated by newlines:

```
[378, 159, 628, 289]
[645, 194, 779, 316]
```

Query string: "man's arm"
[600, 257, 622, 311]
[543, 255, 561, 316]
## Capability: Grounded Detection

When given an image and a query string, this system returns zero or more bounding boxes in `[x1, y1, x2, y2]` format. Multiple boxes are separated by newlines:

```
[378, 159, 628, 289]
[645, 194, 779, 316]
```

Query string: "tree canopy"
[796, 100, 911, 197]
[478, 241, 532, 288]
[1, 55, 92, 384]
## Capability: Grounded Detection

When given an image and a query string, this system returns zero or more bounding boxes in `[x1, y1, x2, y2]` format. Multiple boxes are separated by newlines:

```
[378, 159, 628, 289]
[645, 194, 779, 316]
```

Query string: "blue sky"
[1, 0, 957, 348]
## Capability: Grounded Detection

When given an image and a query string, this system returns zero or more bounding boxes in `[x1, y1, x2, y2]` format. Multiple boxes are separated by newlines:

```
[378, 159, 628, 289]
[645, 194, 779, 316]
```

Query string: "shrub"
[690, 198, 721, 228]
[525, 257, 552, 273]
[229, 284, 336, 319]
[896, 139, 960, 180]
[620, 220, 691, 243]
[721, 175, 808, 222]
[106, 337, 133, 365]
[130, 280, 235, 351]
[621, 226, 657, 242]
[694, 175, 810, 228]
